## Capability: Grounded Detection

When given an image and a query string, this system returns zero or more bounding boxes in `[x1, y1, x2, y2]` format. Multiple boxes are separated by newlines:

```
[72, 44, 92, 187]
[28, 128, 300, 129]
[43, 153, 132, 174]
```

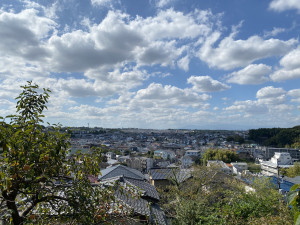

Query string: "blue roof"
[272, 176, 295, 192]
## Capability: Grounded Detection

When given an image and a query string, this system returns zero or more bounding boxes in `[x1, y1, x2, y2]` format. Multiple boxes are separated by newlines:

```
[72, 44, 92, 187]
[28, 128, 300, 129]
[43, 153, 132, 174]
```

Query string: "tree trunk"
[2, 190, 23, 225]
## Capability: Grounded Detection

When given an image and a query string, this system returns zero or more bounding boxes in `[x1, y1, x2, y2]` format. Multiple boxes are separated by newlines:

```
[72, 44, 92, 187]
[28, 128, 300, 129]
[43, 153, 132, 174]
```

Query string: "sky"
[1, 0, 300, 130]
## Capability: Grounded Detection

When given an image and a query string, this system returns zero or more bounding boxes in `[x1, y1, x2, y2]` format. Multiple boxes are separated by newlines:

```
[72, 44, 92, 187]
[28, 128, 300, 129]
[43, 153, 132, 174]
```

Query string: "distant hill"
[248, 126, 300, 147]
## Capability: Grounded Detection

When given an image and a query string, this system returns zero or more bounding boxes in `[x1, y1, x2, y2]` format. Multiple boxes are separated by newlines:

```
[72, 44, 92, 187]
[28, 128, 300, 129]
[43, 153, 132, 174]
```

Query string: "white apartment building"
[260, 152, 293, 176]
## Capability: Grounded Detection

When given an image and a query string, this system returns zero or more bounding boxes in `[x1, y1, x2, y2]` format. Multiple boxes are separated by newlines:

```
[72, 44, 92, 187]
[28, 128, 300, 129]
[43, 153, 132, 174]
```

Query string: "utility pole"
[277, 165, 281, 190]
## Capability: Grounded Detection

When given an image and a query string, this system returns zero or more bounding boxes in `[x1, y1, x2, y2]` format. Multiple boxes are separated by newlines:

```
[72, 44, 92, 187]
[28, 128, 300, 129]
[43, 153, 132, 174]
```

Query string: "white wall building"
[260, 152, 293, 176]
[231, 162, 248, 175]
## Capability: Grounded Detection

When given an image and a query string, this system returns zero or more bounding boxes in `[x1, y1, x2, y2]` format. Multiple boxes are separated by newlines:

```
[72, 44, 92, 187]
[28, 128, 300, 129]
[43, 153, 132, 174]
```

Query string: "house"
[207, 160, 232, 175]
[98, 164, 145, 181]
[260, 152, 293, 176]
[106, 152, 116, 160]
[185, 150, 201, 157]
[180, 155, 198, 168]
[98, 165, 167, 224]
[154, 150, 176, 160]
[149, 168, 191, 187]
[231, 162, 248, 175]
[126, 157, 154, 173]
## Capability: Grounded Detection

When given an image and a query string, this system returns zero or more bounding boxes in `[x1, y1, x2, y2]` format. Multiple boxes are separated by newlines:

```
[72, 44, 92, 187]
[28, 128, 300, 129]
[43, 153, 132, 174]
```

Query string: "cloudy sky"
[1, 0, 300, 129]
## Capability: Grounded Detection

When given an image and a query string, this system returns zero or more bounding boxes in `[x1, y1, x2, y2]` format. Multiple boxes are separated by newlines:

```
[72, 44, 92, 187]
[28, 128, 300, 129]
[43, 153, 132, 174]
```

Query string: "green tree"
[281, 162, 300, 178]
[202, 149, 239, 164]
[159, 166, 292, 225]
[0, 82, 113, 224]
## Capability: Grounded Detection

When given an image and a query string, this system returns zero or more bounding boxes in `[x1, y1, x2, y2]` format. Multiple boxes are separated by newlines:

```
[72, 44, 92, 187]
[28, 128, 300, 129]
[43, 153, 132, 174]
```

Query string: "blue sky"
[1, 0, 300, 129]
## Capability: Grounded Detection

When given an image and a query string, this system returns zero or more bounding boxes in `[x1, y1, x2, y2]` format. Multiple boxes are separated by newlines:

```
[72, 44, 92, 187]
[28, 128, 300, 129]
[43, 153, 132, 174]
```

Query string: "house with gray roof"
[98, 164, 145, 181]
[98, 165, 168, 224]
[149, 168, 191, 187]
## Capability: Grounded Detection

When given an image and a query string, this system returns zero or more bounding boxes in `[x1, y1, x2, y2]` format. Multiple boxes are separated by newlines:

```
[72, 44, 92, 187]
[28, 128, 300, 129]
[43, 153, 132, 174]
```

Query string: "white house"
[231, 162, 248, 175]
[260, 152, 293, 176]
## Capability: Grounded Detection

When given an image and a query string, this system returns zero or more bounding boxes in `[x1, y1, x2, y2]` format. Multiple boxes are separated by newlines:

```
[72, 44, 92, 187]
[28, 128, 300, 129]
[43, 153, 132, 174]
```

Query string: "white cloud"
[271, 68, 300, 82]
[256, 86, 286, 104]
[280, 47, 300, 70]
[225, 100, 268, 114]
[177, 55, 190, 71]
[264, 27, 286, 38]
[187, 76, 230, 92]
[269, 0, 300, 13]
[131, 9, 215, 41]
[198, 32, 297, 70]
[155, 0, 174, 8]
[224, 86, 291, 120]
[91, 0, 113, 7]
[288, 89, 300, 102]
[226, 64, 271, 85]
[130, 83, 211, 109]
[270, 47, 300, 81]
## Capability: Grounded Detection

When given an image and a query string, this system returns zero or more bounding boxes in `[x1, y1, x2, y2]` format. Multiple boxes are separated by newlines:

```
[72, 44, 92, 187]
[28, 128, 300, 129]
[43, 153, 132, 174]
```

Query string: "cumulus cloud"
[256, 86, 286, 104]
[129, 83, 211, 109]
[224, 85, 291, 121]
[187, 76, 230, 92]
[225, 100, 268, 114]
[270, 47, 300, 81]
[198, 31, 297, 70]
[226, 64, 271, 85]
[288, 89, 300, 102]
[155, 0, 174, 8]
[269, 0, 300, 13]
[177, 55, 190, 71]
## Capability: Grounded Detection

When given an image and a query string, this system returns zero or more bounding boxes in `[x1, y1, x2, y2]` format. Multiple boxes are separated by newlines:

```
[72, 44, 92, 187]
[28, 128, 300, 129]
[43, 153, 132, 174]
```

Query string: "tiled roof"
[150, 168, 191, 182]
[98, 165, 167, 224]
[98, 164, 145, 181]
[115, 185, 167, 225]
[124, 177, 160, 201]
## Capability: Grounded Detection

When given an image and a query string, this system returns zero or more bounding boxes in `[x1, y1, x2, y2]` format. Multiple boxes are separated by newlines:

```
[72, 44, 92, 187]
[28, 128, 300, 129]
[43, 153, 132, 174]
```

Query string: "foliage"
[247, 163, 261, 173]
[248, 127, 300, 148]
[0, 82, 116, 224]
[226, 135, 245, 144]
[202, 149, 239, 164]
[280, 162, 300, 178]
[287, 184, 300, 225]
[159, 166, 292, 225]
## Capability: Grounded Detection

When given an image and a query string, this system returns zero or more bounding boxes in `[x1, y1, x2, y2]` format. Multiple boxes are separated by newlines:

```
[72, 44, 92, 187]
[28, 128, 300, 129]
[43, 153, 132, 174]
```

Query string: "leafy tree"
[159, 166, 292, 225]
[0, 82, 114, 224]
[280, 162, 300, 178]
[248, 126, 300, 147]
[202, 149, 239, 164]
[287, 184, 300, 225]
[226, 135, 245, 144]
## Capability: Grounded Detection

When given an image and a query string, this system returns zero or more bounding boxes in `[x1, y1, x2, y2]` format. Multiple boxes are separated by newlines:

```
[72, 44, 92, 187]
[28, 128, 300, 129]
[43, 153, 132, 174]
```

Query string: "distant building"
[207, 160, 232, 175]
[149, 168, 191, 187]
[260, 152, 293, 176]
[126, 157, 154, 173]
[231, 162, 248, 175]
[185, 150, 201, 157]
[154, 150, 176, 160]
[262, 147, 300, 161]
[180, 155, 194, 168]
[105, 152, 116, 160]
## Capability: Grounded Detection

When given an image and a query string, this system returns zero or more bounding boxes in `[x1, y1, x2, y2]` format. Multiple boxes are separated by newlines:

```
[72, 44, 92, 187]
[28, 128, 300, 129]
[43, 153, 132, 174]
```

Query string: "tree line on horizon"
[248, 127, 300, 148]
